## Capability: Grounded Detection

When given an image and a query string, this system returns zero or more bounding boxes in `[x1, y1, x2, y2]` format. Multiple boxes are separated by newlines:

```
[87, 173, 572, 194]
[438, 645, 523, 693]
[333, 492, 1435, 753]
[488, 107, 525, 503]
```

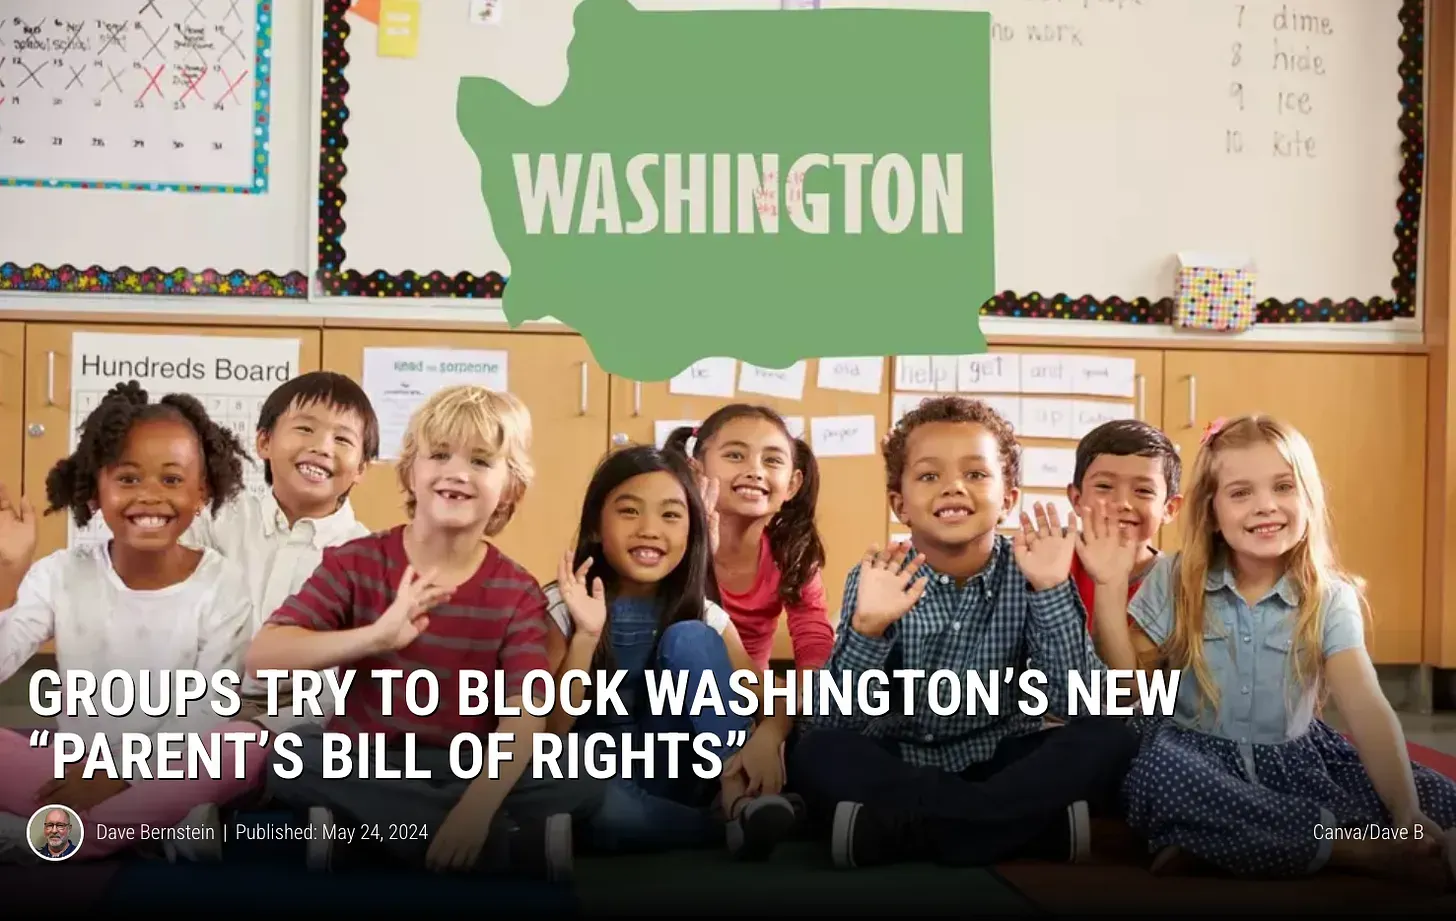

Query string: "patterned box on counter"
[1174, 253, 1256, 332]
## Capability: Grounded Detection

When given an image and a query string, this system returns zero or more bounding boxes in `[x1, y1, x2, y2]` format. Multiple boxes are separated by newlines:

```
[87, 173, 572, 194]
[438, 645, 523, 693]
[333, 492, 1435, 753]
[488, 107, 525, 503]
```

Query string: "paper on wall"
[957, 353, 1019, 392]
[892, 392, 935, 425]
[655, 419, 699, 449]
[810, 415, 876, 457]
[469, 0, 503, 25]
[817, 357, 884, 395]
[1018, 398, 1076, 440]
[739, 361, 806, 400]
[67, 332, 302, 548]
[784, 416, 806, 440]
[669, 358, 737, 398]
[1072, 356, 1136, 398]
[979, 395, 1022, 431]
[931, 356, 958, 393]
[361, 347, 508, 460]
[894, 356, 953, 392]
[1021, 446, 1077, 489]
[1071, 400, 1136, 438]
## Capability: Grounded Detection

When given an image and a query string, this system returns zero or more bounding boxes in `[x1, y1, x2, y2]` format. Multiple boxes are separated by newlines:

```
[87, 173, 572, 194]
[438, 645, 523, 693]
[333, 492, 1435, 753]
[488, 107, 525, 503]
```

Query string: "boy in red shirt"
[1067, 419, 1183, 624]
[247, 385, 602, 881]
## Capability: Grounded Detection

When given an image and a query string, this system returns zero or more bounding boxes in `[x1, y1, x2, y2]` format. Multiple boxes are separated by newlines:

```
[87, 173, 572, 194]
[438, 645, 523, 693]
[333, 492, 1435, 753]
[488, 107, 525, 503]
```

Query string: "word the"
[513, 152, 963, 236]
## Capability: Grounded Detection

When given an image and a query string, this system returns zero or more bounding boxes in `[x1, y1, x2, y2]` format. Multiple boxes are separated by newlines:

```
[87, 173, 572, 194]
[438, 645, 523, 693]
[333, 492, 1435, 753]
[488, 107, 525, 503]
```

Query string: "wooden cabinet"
[321, 329, 610, 586]
[0, 324, 22, 500]
[1159, 351, 1428, 664]
[608, 363, 890, 659]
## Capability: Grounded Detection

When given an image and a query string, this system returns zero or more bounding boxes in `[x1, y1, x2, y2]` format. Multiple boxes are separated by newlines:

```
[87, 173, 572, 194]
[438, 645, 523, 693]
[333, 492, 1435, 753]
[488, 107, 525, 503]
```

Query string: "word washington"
[513, 152, 964, 236]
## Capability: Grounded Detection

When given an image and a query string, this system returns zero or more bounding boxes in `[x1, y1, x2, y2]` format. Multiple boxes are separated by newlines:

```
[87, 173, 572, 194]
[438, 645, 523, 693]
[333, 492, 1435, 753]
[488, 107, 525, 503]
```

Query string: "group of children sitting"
[0, 368, 1452, 889]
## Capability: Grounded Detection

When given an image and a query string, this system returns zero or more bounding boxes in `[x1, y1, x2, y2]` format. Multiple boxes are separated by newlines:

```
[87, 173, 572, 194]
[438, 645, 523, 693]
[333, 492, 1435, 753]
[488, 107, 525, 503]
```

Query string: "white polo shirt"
[183, 491, 371, 728]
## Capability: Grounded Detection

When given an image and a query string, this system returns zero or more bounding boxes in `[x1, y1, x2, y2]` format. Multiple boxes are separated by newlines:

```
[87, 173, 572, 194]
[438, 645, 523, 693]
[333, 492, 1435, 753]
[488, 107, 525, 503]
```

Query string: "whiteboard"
[0, 0, 309, 296]
[319, 0, 1421, 324]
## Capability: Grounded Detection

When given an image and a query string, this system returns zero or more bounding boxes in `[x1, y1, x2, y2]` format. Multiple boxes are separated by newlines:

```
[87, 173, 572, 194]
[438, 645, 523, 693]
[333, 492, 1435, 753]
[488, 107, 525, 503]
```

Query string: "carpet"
[995, 740, 1456, 914]
[569, 841, 1033, 915]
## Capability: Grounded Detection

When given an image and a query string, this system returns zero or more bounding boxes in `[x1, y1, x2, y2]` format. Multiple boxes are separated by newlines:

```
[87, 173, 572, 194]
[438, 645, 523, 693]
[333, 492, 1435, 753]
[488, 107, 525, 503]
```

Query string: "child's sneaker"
[1067, 800, 1091, 864]
[830, 801, 925, 869]
[508, 813, 573, 883]
[725, 793, 797, 861]
[304, 806, 334, 871]
[164, 803, 223, 863]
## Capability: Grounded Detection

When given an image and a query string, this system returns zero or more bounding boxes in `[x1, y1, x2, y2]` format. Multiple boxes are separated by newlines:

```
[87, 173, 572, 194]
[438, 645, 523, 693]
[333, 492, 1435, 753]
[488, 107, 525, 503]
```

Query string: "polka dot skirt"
[1120, 717, 1456, 877]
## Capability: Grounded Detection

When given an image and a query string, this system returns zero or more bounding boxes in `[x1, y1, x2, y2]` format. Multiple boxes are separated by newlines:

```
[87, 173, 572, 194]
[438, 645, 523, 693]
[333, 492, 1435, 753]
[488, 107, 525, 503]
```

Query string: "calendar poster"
[68, 331, 300, 548]
[0, 0, 272, 192]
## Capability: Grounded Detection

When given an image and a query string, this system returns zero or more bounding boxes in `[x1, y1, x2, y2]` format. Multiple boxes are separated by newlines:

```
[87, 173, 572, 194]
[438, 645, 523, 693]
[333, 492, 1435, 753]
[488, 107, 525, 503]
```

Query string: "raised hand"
[697, 474, 721, 555]
[557, 549, 606, 638]
[0, 484, 37, 570]
[373, 566, 451, 652]
[851, 541, 929, 637]
[1012, 502, 1080, 592]
[1075, 499, 1139, 586]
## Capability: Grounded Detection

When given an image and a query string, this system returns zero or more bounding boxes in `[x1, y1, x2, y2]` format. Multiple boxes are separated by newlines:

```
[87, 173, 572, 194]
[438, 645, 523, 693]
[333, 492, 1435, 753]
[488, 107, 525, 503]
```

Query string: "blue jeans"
[584, 620, 752, 852]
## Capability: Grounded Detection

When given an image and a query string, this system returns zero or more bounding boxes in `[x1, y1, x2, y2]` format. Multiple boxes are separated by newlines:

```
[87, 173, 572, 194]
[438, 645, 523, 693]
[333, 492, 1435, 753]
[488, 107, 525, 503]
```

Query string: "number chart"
[0, 0, 272, 193]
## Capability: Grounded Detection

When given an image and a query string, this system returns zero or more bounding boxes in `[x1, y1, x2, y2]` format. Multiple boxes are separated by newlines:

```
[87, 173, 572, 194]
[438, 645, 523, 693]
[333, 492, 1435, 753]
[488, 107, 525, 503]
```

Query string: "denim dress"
[1120, 554, 1456, 876]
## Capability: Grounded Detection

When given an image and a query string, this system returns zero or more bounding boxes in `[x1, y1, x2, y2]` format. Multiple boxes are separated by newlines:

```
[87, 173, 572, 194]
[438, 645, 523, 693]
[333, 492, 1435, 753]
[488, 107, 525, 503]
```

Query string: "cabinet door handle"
[45, 350, 56, 407]
[579, 362, 589, 416]
[633, 381, 641, 417]
[1135, 374, 1145, 421]
[1186, 375, 1198, 428]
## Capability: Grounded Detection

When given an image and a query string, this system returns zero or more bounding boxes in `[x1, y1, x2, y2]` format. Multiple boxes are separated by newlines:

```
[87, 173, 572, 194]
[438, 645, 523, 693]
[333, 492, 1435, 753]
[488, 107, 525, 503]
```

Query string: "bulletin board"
[0, 0, 311, 297]
[317, 0, 1424, 323]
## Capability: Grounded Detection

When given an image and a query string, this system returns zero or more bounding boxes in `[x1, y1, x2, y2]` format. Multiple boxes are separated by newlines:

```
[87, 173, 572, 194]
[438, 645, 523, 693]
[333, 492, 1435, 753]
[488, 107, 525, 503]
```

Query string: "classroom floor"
[4, 659, 1456, 915]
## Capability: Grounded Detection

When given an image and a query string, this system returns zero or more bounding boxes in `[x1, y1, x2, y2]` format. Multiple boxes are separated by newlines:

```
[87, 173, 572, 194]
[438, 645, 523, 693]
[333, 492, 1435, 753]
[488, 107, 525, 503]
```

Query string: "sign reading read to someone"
[457, 0, 995, 381]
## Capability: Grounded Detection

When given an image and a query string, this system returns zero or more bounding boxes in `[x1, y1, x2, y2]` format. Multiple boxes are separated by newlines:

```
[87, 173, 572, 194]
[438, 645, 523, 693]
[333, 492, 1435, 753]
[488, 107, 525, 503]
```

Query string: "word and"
[512, 152, 963, 236]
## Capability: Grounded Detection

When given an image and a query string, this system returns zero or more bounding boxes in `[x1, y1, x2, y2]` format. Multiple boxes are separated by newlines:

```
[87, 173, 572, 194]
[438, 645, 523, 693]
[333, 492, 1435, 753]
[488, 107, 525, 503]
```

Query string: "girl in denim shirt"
[542, 445, 799, 859]
[1077, 414, 1456, 887]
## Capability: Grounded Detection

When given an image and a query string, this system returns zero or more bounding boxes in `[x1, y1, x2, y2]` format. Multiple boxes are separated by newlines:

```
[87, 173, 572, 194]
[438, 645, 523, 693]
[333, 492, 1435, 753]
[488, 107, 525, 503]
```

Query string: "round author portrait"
[30, 804, 83, 861]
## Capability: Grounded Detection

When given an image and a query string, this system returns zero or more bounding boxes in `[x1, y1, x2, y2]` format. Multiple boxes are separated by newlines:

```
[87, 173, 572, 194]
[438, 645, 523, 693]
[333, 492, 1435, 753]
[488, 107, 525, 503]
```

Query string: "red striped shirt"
[267, 525, 550, 746]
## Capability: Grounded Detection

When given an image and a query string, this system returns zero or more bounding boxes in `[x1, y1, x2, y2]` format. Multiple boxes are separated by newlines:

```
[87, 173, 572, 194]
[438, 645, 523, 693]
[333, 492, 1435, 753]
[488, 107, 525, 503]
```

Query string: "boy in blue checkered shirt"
[786, 396, 1139, 870]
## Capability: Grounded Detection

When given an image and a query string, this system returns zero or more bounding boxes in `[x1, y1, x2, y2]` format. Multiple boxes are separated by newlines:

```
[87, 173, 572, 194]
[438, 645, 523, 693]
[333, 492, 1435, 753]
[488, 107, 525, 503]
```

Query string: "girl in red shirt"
[665, 405, 834, 672]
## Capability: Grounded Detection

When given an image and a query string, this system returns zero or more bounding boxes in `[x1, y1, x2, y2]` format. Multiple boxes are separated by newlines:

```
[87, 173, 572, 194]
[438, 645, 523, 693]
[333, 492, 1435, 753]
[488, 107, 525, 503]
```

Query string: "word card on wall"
[892, 352, 1138, 531]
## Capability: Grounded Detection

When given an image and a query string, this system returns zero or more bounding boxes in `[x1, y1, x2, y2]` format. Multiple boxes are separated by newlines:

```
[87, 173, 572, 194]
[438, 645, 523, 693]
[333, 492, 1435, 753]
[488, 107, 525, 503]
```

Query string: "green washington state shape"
[457, 0, 994, 382]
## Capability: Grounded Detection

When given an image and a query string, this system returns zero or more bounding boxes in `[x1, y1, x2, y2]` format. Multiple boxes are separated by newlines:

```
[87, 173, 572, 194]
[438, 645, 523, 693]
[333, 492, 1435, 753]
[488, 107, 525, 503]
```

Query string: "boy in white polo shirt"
[184, 370, 380, 728]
